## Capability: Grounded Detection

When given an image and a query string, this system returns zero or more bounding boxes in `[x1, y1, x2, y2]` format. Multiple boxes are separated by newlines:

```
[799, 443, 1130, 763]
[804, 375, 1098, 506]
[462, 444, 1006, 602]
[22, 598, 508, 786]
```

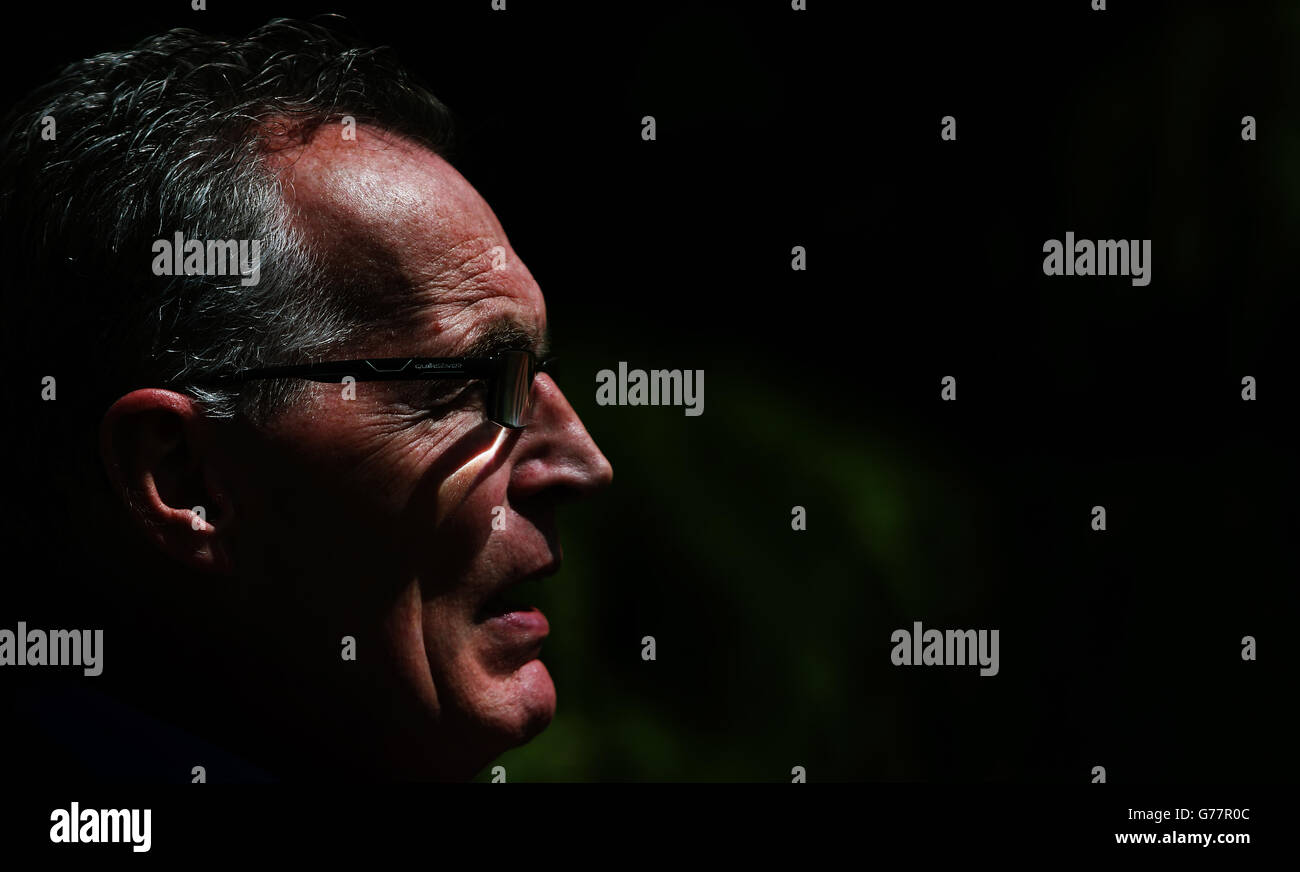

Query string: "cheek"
[393, 420, 512, 542]
[433, 427, 511, 525]
[232, 410, 453, 573]
[416, 461, 514, 602]
[284, 401, 471, 504]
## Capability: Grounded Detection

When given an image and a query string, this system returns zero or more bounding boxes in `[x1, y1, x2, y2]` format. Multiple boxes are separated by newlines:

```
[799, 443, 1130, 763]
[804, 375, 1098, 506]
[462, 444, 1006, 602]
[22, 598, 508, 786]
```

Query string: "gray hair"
[0, 17, 453, 421]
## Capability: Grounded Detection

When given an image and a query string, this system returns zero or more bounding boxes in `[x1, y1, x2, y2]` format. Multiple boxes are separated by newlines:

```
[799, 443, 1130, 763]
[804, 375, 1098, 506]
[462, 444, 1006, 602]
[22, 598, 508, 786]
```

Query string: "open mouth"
[477, 571, 554, 621]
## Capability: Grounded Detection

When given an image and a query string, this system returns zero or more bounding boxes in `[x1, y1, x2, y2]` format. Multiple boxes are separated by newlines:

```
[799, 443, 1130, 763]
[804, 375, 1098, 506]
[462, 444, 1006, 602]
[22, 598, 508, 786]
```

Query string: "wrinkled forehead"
[271, 123, 544, 354]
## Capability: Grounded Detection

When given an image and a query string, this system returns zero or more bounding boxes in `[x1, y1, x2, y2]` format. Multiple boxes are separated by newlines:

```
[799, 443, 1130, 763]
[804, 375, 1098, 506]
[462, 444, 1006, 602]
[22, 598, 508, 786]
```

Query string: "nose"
[507, 373, 613, 501]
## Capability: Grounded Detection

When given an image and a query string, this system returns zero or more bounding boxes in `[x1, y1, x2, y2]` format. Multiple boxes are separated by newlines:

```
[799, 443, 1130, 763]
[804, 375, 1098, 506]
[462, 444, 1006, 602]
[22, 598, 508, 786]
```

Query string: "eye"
[420, 378, 486, 412]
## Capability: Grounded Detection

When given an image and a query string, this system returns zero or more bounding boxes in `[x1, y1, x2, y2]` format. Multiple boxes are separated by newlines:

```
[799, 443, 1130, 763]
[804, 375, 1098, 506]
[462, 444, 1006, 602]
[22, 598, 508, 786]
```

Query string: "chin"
[500, 659, 558, 745]
[418, 659, 555, 781]
[469, 658, 558, 758]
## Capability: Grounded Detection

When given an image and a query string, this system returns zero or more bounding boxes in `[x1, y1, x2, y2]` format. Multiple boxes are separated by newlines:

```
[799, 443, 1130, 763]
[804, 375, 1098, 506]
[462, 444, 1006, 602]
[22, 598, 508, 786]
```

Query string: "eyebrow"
[457, 317, 550, 360]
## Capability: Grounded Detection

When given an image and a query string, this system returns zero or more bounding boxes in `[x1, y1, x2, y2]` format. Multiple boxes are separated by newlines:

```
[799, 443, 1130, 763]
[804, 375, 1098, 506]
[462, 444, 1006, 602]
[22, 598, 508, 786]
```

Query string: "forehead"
[273, 124, 544, 354]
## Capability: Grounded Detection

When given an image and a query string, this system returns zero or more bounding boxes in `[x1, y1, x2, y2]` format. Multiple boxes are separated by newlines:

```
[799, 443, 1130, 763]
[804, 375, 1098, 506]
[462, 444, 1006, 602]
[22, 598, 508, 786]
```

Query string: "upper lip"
[511, 559, 562, 590]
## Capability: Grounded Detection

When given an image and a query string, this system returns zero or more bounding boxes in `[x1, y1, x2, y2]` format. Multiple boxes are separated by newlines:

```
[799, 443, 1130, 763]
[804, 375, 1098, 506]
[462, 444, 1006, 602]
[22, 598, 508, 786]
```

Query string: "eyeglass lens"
[491, 351, 536, 428]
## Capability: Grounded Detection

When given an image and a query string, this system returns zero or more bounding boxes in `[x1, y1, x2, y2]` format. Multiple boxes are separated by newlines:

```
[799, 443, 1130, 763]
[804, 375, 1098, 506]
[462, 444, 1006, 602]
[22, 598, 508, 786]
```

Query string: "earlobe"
[99, 389, 236, 575]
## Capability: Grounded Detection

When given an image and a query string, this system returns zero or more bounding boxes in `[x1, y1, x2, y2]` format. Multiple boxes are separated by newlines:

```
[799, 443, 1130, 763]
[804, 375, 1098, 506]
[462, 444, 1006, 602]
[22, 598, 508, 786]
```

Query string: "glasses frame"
[190, 350, 552, 429]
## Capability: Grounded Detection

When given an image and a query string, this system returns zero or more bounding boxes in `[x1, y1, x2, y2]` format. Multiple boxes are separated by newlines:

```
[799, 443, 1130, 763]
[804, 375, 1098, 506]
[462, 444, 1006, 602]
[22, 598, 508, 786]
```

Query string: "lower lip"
[482, 607, 549, 646]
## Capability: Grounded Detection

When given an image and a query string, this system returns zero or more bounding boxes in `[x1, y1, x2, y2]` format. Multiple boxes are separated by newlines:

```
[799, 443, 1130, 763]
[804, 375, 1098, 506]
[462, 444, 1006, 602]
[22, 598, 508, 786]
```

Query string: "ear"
[99, 389, 236, 575]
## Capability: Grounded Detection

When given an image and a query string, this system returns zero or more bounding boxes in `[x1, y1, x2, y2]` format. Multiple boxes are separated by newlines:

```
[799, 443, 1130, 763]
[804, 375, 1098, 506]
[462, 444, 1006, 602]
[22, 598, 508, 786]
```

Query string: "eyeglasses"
[192, 350, 552, 429]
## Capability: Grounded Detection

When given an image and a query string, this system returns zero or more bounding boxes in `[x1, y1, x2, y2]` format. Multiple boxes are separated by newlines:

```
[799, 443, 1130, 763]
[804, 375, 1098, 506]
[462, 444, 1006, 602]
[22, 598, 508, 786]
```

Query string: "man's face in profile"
[170, 126, 612, 778]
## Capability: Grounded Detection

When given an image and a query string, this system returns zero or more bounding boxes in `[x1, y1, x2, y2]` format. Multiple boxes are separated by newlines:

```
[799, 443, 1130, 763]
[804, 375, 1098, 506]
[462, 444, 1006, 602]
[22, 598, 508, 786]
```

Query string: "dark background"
[1, 0, 1294, 783]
